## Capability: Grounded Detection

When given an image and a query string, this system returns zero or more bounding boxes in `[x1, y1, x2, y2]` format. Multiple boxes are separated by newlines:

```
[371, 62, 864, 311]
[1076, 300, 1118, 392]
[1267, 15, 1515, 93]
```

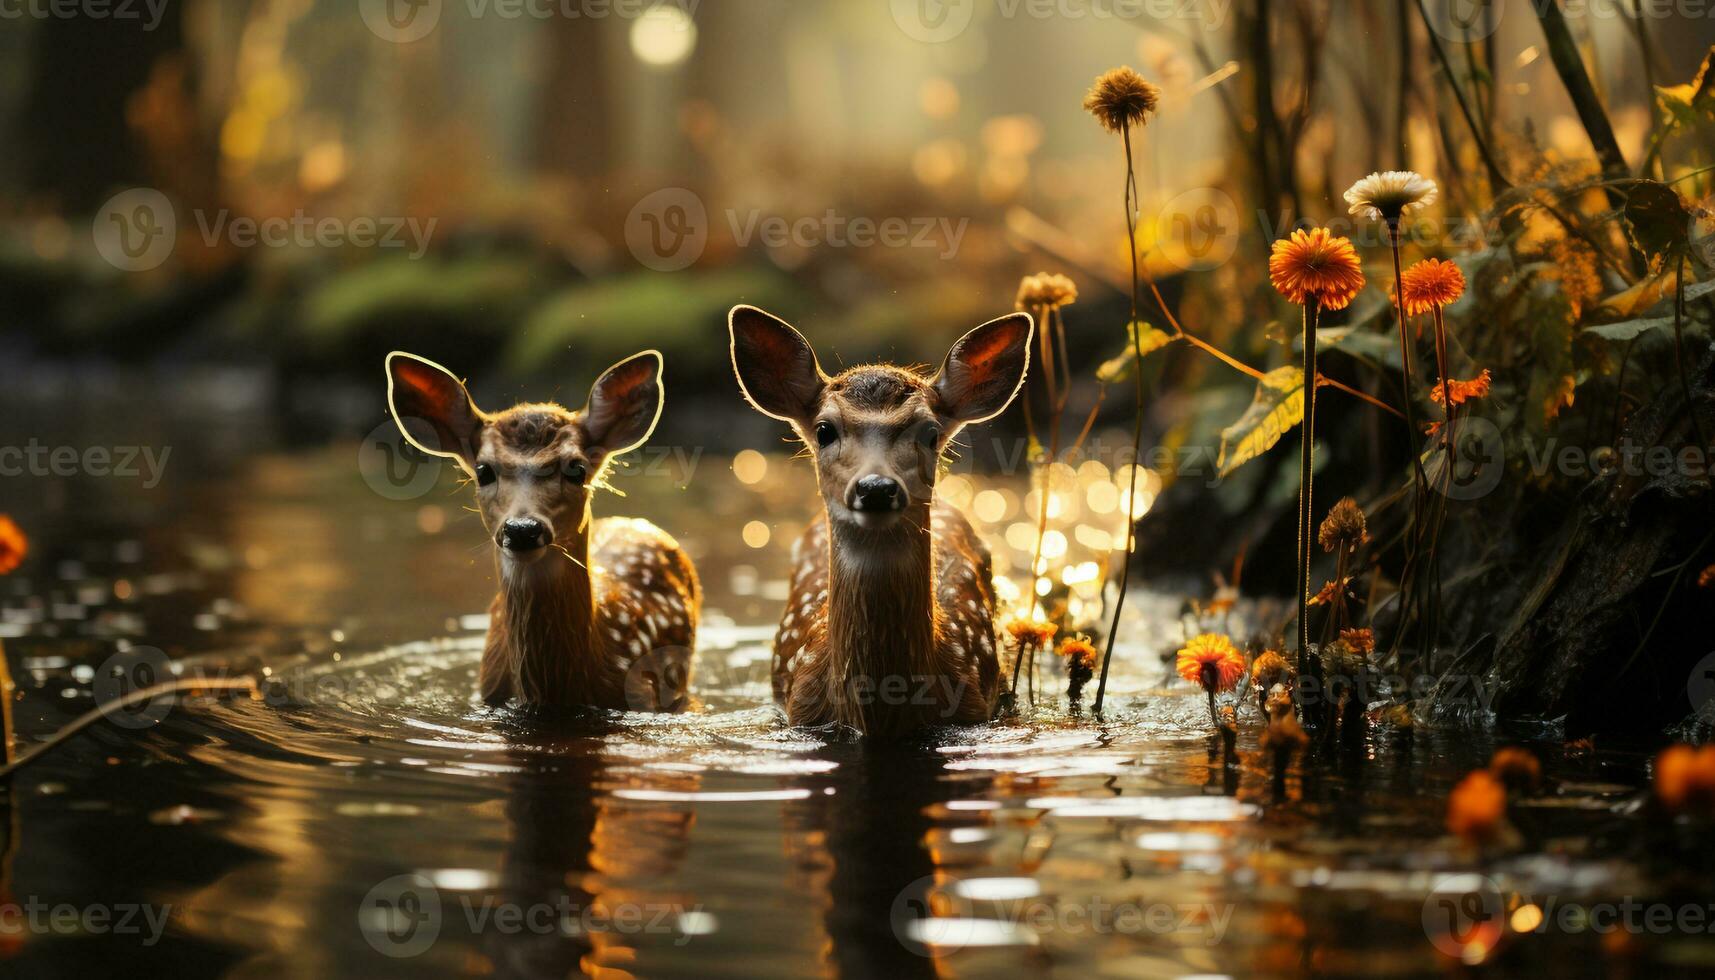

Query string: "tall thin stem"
[1296, 300, 1320, 675]
[1092, 122, 1147, 717]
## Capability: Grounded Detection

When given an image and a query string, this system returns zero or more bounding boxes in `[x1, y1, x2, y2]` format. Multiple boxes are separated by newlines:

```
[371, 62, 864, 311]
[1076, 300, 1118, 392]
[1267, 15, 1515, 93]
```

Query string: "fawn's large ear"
[386, 351, 485, 466]
[581, 350, 664, 459]
[931, 312, 1034, 424]
[729, 305, 826, 426]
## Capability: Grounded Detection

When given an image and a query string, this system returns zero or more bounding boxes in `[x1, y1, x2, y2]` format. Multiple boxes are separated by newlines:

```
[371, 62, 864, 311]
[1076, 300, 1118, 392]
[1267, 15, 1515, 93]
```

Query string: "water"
[0, 398, 1701, 978]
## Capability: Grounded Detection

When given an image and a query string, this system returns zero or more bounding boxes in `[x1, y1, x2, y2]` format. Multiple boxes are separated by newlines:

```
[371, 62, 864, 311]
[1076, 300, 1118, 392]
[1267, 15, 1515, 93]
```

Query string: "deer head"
[385, 350, 665, 567]
[728, 306, 1032, 532]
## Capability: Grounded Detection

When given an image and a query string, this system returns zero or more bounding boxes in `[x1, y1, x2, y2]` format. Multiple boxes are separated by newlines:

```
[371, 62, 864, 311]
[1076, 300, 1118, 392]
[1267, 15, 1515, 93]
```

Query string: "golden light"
[1086, 481, 1118, 514]
[742, 521, 770, 548]
[1075, 524, 1114, 551]
[1510, 904, 1543, 933]
[1004, 522, 1036, 552]
[973, 490, 1009, 523]
[939, 474, 974, 509]
[1039, 530, 1067, 560]
[630, 6, 698, 68]
[732, 449, 768, 485]
[919, 77, 960, 119]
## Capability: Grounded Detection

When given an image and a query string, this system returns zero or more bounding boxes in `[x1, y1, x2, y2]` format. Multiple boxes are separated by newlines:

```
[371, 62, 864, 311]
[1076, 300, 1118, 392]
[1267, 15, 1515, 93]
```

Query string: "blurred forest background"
[2, 1, 1713, 729]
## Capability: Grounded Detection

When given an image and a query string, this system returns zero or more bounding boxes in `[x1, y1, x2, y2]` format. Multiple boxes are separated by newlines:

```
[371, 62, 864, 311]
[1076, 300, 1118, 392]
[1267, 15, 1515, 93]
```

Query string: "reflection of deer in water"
[782, 743, 988, 977]
[489, 739, 696, 977]
[385, 351, 699, 709]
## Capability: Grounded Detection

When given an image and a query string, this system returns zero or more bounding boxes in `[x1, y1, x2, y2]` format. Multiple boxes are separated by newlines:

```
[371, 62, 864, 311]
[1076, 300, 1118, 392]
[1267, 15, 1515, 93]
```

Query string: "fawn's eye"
[561, 459, 587, 486]
[474, 463, 497, 487]
[814, 421, 838, 447]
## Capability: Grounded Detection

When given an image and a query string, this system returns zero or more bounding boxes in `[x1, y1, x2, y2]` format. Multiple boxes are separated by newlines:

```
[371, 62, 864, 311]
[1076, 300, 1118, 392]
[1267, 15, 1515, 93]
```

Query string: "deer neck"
[496, 512, 600, 704]
[824, 503, 940, 729]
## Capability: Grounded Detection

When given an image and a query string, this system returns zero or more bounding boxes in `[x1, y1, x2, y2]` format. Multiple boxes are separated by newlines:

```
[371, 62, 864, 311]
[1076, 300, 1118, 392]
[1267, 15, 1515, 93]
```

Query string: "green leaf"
[1095, 320, 1176, 383]
[1217, 366, 1305, 477]
[1584, 316, 1675, 341]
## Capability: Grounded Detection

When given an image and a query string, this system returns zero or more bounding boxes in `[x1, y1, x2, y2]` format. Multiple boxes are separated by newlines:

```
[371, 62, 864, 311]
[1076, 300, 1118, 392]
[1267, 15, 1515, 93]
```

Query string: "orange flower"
[1339, 627, 1375, 656]
[1430, 369, 1492, 407]
[1006, 618, 1057, 649]
[1269, 227, 1366, 311]
[1176, 632, 1244, 693]
[1697, 563, 1715, 589]
[1446, 770, 1508, 844]
[1056, 635, 1098, 672]
[0, 516, 26, 575]
[1488, 747, 1543, 795]
[1250, 649, 1293, 691]
[1307, 577, 1351, 607]
[1398, 258, 1466, 315]
[1654, 744, 1715, 816]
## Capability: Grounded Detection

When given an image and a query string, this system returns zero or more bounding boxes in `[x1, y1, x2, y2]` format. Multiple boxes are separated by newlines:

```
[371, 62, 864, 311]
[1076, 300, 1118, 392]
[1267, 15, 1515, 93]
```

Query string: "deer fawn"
[385, 350, 699, 710]
[728, 305, 1033, 736]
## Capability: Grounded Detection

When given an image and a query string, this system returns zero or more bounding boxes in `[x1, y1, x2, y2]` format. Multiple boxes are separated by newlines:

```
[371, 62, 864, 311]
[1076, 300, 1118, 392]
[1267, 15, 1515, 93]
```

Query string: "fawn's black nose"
[852, 475, 904, 512]
[500, 517, 550, 552]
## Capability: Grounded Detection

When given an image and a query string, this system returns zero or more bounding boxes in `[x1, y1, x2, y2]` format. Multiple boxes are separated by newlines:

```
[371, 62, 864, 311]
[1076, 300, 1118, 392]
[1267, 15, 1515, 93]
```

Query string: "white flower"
[1343, 170, 1439, 222]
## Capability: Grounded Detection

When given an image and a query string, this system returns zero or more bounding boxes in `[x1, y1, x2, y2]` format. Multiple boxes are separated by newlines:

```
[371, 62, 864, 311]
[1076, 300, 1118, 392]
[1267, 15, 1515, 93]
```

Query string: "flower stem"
[1297, 300, 1320, 676]
[1093, 121, 1147, 717]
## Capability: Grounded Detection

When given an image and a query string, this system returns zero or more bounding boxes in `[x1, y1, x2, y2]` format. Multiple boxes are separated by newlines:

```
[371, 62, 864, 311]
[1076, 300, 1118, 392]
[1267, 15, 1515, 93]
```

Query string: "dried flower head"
[1399, 258, 1467, 315]
[1489, 747, 1543, 795]
[1250, 650, 1293, 692]
[1176, 632, 1244, 693]
[1006, 618, 1058, 649]
[1430, 369, 1493, 407]
[1016, 273, 1078, 311]
[1268, 227, 1366, 311]
[1264, 683, 1295, 721]
[1343, 170, 1439, 222]
[0, 516, 26, 576]
[1056, 635, 1098, 672]
[1446, 770, 1508, 844]
[1697, 563, 1714, 589]
[1654, 743, 1715, 817]
[1082, 67, 1160, 134]
[1339, 627, 1375, 656]
[1318, 497, 1368, 553]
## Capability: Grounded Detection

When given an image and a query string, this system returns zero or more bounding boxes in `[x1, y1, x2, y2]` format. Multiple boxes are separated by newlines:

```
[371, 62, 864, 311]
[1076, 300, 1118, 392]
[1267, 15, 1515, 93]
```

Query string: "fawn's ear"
[581, 350, 664, 459]
[729, 305, 826, 426]
[932, 312, 1034, 424]
[386, 351, 485, 466]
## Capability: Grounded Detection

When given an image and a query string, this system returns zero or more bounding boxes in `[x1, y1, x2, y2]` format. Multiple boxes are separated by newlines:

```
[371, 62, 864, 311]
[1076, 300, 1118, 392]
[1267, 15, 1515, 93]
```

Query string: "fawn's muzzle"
[500, 517, 550, 552]
[850, 475, 904, 513]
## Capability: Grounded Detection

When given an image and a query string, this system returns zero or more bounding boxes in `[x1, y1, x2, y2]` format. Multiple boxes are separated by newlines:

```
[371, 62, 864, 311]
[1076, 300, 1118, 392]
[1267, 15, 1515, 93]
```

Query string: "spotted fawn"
[385, 350, 699, 710]
[728, 305, 1033, 736]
